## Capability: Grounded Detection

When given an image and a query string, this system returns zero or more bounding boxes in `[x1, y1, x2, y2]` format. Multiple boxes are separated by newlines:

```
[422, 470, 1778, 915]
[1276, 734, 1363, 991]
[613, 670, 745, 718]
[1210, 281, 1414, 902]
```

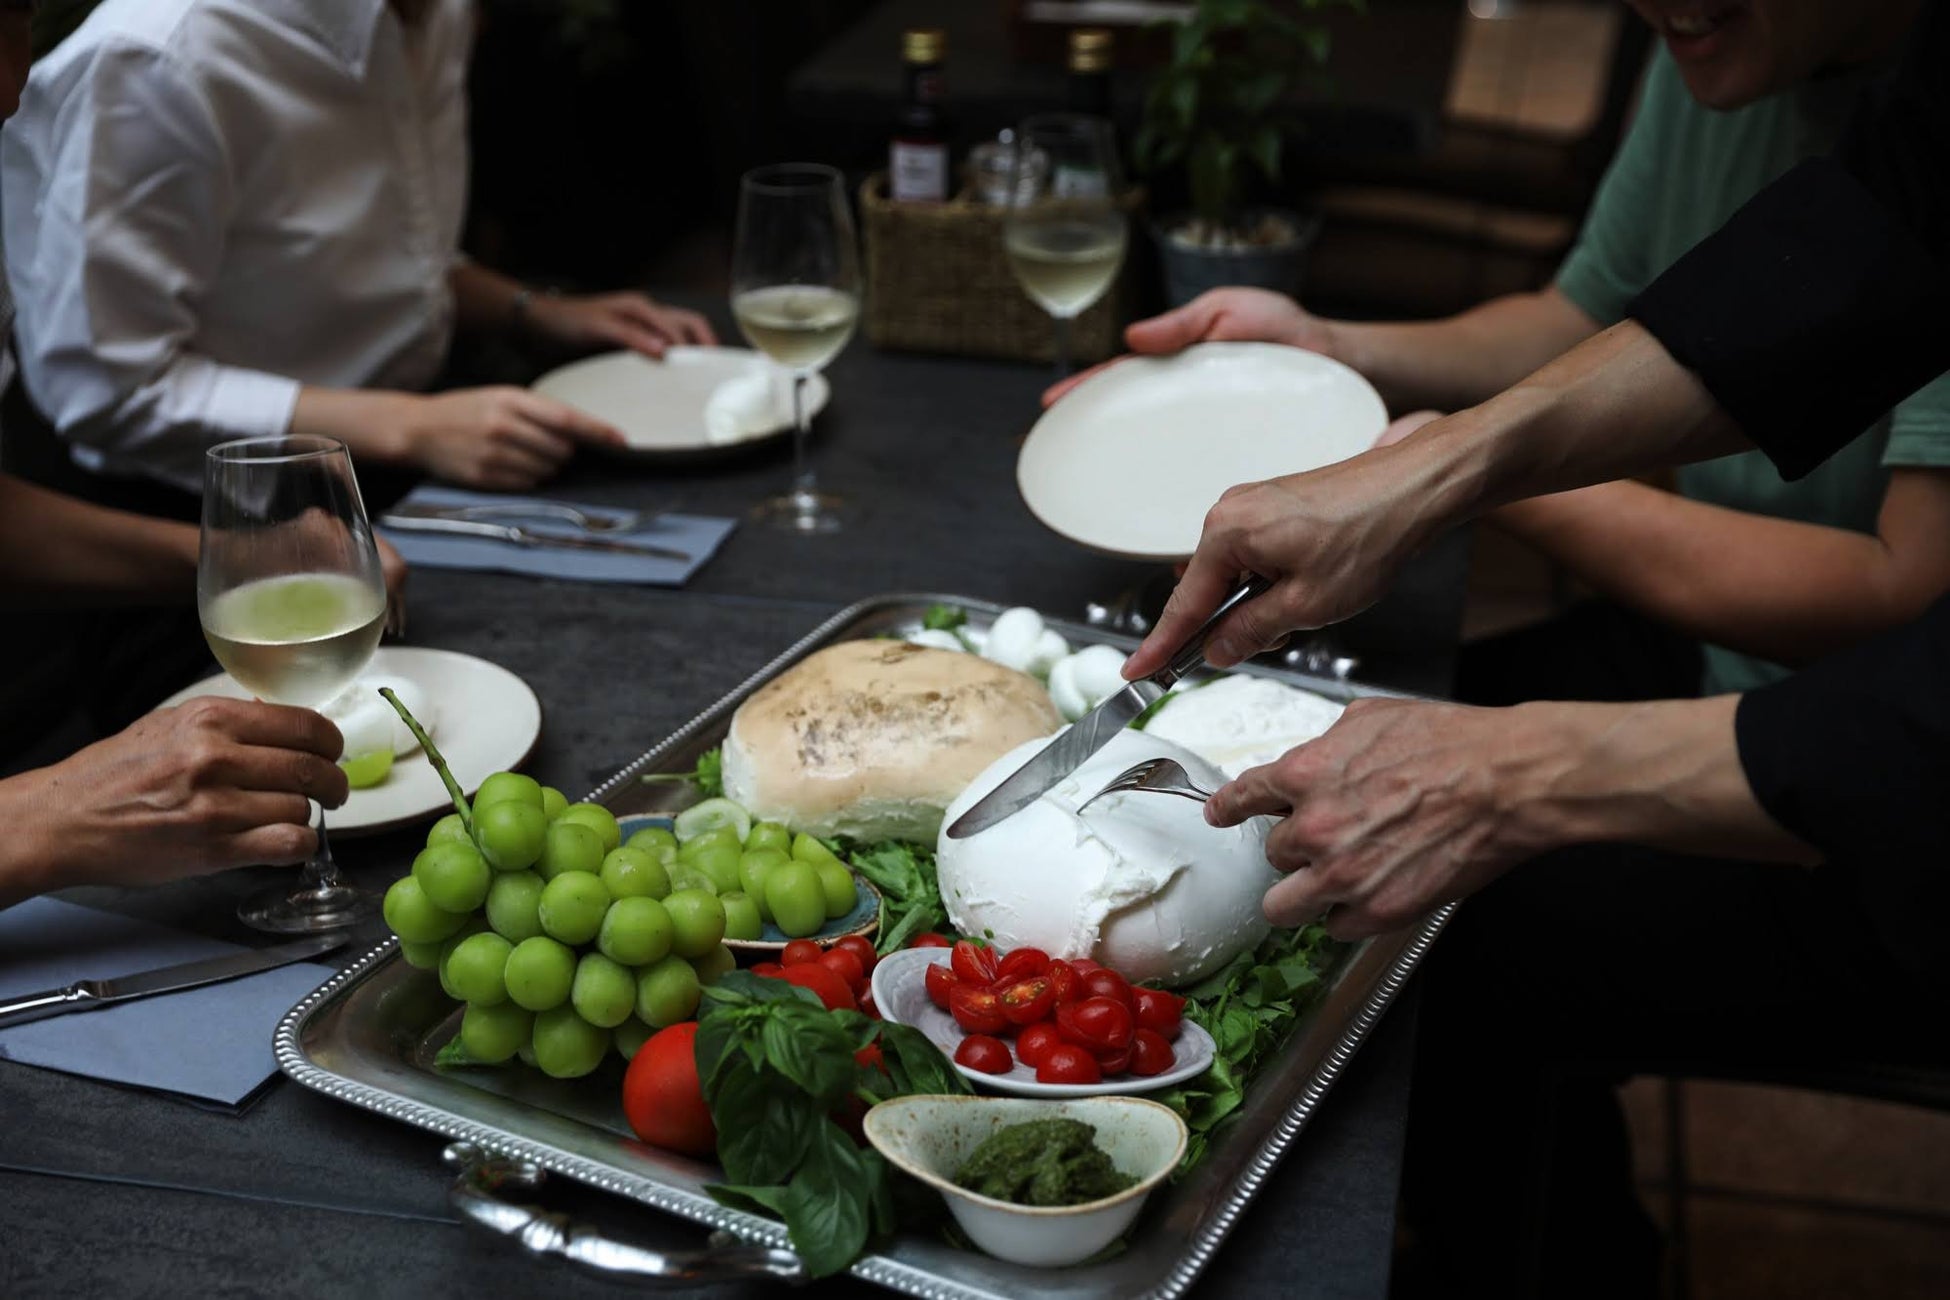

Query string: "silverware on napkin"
[385, 501, 643, 534]
[0, 932, 349, 1030]
[378, 513, 693, 563]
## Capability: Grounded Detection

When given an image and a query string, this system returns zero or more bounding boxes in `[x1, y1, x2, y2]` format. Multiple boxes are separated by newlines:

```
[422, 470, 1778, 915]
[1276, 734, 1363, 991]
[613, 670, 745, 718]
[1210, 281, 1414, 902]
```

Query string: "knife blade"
[378, 513, 693, 563]
[945, 575, 1274, 839]
[0, 931, 348, 1031]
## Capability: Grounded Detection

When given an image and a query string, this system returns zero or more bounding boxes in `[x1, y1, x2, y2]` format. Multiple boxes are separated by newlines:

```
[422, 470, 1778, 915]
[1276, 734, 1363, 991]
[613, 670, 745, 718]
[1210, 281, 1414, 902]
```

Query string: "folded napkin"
[378, 486, 735, 586]
[0, 897, 336, 1108]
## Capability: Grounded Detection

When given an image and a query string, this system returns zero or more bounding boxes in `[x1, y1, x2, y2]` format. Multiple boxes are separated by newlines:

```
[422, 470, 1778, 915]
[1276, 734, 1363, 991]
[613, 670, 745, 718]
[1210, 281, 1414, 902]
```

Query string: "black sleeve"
[1735, 594, 1950, 980]
[1629, 0, 1950, 479]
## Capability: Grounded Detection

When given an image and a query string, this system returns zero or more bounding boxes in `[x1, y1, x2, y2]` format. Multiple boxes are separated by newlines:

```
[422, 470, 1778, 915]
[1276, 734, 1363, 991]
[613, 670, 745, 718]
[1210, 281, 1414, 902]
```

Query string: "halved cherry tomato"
[949, 983, 1010, 1035]
[1055, 995, 1134, 1054]
[1094, 1042, 1133, 1076]
[924, 962, 959, 1010]
[750, 961, 784, 977]
[1015, 1022, 1064, 1069]
[1046, 960, 1083, 1005]
[909, 933, 952, 949]
[951, 939, 1000, 986]
[997, 975, 1056, 1026]
[994, 946, 1050, 985]
[855, 1043, 885, 1073]
[817, 948, 865, 991]
[858, 989, 881, 1020]
[1131, 1028, 1176, 1077]
[781, 939, 823, 968]
[1133, 987, 1184, 1039]
[1036, 1044, 1102, 1085]
[954, 1034, 1013, 1075]
[1082, 968, 1134, 1010]
[832, 935, 878, 978]
[778, 963, 856, 1011]
[1068, 958, 1102, 975]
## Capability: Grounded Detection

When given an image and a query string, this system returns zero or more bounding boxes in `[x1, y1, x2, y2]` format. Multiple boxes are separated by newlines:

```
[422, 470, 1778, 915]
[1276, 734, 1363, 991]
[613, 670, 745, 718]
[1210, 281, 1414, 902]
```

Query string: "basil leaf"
[876, 1021, 969, 1097]
[713, 1059, 816, 1186]
[707, 1182, 790, 1219]
[921, 603, 966, 631]
[779, 1119, 873, 1277]
[761, 1005, 856, 1108]
[433, 1034, 477, 1068]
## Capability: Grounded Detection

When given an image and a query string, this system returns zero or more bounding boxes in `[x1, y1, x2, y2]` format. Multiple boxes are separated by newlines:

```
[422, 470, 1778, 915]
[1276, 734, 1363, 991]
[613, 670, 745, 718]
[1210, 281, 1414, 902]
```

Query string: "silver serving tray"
[275, 593, 1451, 1299]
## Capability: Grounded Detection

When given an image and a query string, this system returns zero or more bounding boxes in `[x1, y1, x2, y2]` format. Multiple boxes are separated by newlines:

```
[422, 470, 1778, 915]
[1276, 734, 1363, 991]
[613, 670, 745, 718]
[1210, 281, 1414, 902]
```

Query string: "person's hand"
[16, 697, 350, 894]
[525, 291, 717, 359]
[375, 533, 409, 636]
[1042, 287, 1336, 407]
[400, 387, 626, 491]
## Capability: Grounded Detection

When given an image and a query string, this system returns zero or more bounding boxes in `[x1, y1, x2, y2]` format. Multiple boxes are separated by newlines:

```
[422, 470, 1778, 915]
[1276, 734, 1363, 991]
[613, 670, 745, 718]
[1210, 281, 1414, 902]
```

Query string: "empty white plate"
[531, 346, 830, 459]
[157, 647, 542, 837]
[1017, 342, 1386, 560]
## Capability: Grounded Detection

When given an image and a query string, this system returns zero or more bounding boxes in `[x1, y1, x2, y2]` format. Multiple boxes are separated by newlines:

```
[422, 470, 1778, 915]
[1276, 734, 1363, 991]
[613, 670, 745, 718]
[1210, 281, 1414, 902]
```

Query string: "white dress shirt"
[1, 0, 473, 493]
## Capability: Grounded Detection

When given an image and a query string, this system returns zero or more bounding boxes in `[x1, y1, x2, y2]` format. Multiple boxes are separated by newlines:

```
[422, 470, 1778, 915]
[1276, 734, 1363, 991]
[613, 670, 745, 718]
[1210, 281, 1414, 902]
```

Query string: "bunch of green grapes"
[662, 797, 861, 942]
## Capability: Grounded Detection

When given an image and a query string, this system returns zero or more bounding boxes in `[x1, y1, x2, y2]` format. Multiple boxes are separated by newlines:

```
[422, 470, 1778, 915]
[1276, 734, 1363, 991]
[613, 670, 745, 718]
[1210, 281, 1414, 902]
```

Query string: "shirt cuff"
[206, 366, 302, 439]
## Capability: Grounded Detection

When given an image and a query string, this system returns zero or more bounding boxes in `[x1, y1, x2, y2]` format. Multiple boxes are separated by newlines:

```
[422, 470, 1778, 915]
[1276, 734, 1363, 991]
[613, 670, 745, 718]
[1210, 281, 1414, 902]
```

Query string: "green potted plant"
[1133, 0, 1347, 306]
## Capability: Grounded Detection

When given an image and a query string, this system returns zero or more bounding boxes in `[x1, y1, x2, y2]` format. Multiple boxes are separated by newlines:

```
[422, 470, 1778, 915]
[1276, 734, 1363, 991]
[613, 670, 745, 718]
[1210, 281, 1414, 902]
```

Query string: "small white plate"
[1017, 342, 1387, 560]
[872, 948, 1215, 1098]
[156, 647, 542, 838]
[531, 346, 830, 460]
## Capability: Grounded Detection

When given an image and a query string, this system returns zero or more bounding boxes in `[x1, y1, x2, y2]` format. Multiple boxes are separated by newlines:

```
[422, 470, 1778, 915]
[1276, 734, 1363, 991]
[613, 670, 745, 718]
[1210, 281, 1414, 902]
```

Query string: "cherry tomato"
[781, 939, 823, 968]
[1082, 968, 1135, 1011]
[954, 1034, 1013, 1075]
[997, 976, 1056, 1026]
[832, 935, 878, 978]
[925, 962, 960, 1010]
[951, 939, 1000, 986]
[994, 946, 1050, 985]
[1056, 996, 1135, 1054]
[750, 961, 784, 977]
[1133, 987, 1185, 1038]
[817, 948, 865, 991]
[1130, 1028, 1176, 1077]
[1047, 960, 1083, 1005]
[1015, 1022, 1064, 1069]
[949, 983, 1009, 1036]
[778, 963, 856, 1012]
[1036, 1044, 1102, 1085]
[621, 1023, 715, 1157]
[908, 932, 952, 949]
[1069, 958, 1103, 975]
[1095, 1042, 1133, 1075]
[858, 988, 881, 1020]
[854, 1043, 885, 1073]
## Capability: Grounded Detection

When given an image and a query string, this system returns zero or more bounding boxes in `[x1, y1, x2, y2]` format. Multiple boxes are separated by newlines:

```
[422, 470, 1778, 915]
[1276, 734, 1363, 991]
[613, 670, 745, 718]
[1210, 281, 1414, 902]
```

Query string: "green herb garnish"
[955, 1118, 1134, 1206]
[639, 746, 724, 798]
[843, 838, 948, 955]
[921, 603, 967, 632]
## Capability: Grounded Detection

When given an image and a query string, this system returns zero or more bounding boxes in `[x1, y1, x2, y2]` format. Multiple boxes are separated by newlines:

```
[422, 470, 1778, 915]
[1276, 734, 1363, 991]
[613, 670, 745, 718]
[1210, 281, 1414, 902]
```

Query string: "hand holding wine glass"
[1004, 113, 1128, 378]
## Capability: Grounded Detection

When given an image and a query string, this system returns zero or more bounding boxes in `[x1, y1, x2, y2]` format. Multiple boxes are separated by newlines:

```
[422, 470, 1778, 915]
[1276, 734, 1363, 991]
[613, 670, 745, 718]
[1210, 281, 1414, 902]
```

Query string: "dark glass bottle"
[1066, 28, 1113, 118]
[889, 28, 951, 203]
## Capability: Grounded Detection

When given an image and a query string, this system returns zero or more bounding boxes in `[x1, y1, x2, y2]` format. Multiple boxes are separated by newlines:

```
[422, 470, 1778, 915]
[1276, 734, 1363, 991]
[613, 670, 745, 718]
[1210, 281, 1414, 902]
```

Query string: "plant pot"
[1153, 209, 1322, 308]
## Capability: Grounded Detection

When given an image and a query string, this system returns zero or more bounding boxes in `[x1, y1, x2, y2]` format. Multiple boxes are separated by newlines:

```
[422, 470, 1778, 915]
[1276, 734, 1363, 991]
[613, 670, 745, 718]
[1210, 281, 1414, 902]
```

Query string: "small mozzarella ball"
[905, 629, 967, 653]
[1066, 644, 1129, 709]
[1047, 655, 1089, 721]
[322, 689, 395, 761]
[1026, 627, 1070, 680]
[982, 607, 1046, 672]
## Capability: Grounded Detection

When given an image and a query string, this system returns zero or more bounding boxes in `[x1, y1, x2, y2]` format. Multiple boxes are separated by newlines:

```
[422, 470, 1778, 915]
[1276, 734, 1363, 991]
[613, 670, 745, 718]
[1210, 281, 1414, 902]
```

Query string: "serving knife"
[0, 931, 348, 1031]
[377, 513, 693, 563]
[945, 575, 1273, 839]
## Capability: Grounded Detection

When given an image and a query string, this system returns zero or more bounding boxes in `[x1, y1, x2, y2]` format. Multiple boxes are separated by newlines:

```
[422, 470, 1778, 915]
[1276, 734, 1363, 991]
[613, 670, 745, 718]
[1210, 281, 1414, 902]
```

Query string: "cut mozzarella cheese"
[321, 673, 436, 759]
[1143, 674, 1345, 778]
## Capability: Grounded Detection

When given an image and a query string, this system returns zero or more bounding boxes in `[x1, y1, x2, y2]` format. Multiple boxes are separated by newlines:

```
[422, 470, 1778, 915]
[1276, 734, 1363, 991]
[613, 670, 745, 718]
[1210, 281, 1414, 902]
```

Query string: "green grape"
[535, 821, 604, 881]
[537, 871, 609, 946]
[516, 1041, 536, 1067]
[745, 821, 792, 856]
[666, 865, 715, 896]
[764, 861, 827, 939]
[686, 841, 743, 895]
[460, 1001, 532, 1064]
[673, 796, 752, 844]
[485, 870, 546, 943]
[719, 891, 763, 941]
[676, 825, 740, 863]
[599, 846, 670, 901]
[555, 802, 620, 853]
[426, 812, 471, 849]
[530, 1005, 610, 1079]
[412, 841, 492, 913]
[475, 771, 542, 810]
[504, 936, 576, 1011]
[475, 800, 548, 871]
[663, 888, 726, 959]
[437, 920, 486, 1000]
[598, 896, 674, 966]
[540, 786, 569, 821]
[737, 848, 789, 922]
[571, 952, 636, 1028]
[341, 749, 393, 789]
[814, 861, 859, 920]
[443, 931, 514, 1006]
[612, 1015, 654, 1061]
[625, 825, 678, 860]
[690, 943, 736, 987]
[635, 954, 701, 1028]
[792, 832, 846, 871]
[398, 937, 444, 970]
[383, 875, 468, 944]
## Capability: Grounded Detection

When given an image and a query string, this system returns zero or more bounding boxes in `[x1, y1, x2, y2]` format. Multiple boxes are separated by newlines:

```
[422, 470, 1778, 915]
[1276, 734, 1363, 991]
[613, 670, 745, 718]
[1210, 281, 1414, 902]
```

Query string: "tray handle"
[443, 1142, 807, 1286]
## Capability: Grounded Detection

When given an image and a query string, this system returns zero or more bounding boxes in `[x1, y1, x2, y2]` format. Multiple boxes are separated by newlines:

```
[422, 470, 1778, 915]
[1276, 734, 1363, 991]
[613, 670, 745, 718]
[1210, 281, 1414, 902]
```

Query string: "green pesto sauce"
[953, 1117, 1134, 1207]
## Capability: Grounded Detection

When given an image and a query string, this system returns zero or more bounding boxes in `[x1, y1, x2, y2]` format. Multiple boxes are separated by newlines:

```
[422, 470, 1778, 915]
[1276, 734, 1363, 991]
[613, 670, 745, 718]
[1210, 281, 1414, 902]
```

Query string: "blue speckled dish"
[616, 814, 880, 953]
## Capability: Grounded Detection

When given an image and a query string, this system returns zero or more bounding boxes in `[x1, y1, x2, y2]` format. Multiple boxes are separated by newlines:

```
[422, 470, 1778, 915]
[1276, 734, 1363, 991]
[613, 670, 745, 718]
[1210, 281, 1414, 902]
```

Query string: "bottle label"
[890, 141, 949, 202]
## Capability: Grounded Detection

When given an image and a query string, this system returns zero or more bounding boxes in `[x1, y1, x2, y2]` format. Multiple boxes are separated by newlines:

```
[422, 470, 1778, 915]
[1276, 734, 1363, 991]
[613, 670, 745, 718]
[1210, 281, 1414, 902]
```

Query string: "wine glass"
[730, 162, 862, 534]
[199, 436, 387, 933]
[1003, 113, 1128, 379]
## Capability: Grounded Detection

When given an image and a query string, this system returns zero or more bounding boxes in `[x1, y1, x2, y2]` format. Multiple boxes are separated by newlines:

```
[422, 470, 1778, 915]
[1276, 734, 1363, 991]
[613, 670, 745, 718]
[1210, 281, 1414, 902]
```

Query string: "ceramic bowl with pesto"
[862, 1094, 1188, 1268]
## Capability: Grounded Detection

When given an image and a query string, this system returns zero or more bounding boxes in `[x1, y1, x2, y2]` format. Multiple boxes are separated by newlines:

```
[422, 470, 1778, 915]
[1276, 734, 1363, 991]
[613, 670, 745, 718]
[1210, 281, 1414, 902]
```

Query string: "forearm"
[449, 261, 529, 335]
[0, 769, 69, 909]
[1327, 288, 1597, 413]
[0, 477, 199, 608]
[289, 386, 420, 465]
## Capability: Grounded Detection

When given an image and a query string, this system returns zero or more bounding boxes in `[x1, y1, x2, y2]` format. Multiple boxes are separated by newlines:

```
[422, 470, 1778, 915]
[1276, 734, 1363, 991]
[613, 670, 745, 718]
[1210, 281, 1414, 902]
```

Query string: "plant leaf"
[877, 1021, 969, 1097]
[707, 1182, 791, 1219]
[779, 1120, 874, 1278]
[761, 1004, 857, 1108]
[1249, 124, 1283, 182]
[711, 1058, 817, 1186]
[921, 603, 966, 631]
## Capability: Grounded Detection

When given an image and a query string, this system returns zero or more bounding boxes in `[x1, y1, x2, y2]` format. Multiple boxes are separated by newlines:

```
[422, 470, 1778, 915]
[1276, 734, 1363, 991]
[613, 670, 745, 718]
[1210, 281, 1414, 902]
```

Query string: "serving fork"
[1076, 757, 1216, 815]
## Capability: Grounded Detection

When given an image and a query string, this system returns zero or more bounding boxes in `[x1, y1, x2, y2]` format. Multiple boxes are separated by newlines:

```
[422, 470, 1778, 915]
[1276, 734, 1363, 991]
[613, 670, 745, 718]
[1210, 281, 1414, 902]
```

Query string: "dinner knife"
[0, 931, 347, 1031]
[945, 575, 1274, 839]
[378, 513, 693, 563]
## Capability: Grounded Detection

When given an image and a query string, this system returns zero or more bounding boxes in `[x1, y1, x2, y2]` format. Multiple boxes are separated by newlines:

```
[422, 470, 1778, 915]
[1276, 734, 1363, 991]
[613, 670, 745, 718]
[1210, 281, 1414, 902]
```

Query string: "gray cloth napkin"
[0, 897, 335, 1107]
[378, 486, 735, 585]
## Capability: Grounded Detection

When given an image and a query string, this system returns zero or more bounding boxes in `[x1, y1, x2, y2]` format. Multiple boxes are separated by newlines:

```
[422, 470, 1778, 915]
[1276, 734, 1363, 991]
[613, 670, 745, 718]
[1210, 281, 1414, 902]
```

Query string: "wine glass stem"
[302, 804, 340, 892]
[790, 373, 814, 502]
[1052, 313, 1073, 382]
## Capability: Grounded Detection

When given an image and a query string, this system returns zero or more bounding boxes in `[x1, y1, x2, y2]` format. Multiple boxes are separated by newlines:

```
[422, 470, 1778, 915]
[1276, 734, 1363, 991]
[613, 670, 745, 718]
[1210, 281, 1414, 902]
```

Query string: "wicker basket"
[860, 172, 1138, 364]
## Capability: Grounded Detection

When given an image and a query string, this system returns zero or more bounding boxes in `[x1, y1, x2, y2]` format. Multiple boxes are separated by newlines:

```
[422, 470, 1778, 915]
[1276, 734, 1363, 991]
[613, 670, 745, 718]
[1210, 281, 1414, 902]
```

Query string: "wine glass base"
[238, 879, 377, 934]
[752, 488, 847, 534]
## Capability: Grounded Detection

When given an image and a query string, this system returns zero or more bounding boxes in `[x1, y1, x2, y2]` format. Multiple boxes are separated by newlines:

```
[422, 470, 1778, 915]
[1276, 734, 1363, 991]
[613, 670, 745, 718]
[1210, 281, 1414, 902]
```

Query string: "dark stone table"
[0, 310, 1463, 1299]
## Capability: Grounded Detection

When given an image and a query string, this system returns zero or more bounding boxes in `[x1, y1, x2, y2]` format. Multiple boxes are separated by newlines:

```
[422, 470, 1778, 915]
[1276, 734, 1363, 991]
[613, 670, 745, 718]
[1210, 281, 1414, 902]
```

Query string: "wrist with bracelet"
[509, 284, 559, 336]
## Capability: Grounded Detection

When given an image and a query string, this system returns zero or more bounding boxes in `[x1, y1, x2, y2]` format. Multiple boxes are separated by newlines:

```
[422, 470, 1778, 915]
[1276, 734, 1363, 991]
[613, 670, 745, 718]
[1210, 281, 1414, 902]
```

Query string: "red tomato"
[1015, 1022, 1064, 1069]
[818, 948, 865, 991]
[779, 963, 856, 1011]
[994, 947, 1050, 985]
[997, 976, 1056, 1026]
[1130, 1028, 1176, 1077]
[908, 933, 952, 949]
[1082, 968, 1135, 1010]
[1046, 960, 1083, 1005]
[832, 935, 878, 977]
[1036, 1044, 1102, 1085]
[949, 983, 1010, 1036]
[1056, 996, 1135, 1054]
[1069, 958, 1102, 975]
[1132, 987, 1184, 1038]
[924, 962, 960, 1010]
[954, 1034, 1013, 1075]
[854, 1043, 885, 1073]
[750, 961, 784, 978]
[1095, 1042, 1133, 1076]
[780, 939, 823, 968]
[951, 939, 1000, 986]
[858, 988, 881, 1020]
[621, 1022, 715, 1157]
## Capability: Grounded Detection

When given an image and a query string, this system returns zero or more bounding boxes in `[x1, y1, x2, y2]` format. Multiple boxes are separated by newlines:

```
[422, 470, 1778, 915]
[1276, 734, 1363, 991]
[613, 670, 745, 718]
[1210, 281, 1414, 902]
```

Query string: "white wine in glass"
[200, 436, 387, 933]
[731, 163, 861, 534]
[1004, 113, 1127, 378]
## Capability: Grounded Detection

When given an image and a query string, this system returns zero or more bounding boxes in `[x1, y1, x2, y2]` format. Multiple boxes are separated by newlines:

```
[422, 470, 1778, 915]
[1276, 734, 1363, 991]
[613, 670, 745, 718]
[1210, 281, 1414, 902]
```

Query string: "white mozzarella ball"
[905, 629, 967, 653]
[981, 607, 1046, 673]
[1046, 655, 1089, 721]
[1025, 627, 1070, 680]
[1066, 644, 1129, 708]
[322, 674, 436, 758]
[1145, 675, 1345, 778]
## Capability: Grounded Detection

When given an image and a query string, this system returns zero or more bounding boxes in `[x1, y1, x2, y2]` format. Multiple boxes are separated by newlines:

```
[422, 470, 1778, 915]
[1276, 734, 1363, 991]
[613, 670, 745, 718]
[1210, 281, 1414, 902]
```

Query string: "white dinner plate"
[872, 948, 1216, 1098]
[1017, 342, 1387, 560]
[157, 647, 542, 838]
[531, 346, 830, 460]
